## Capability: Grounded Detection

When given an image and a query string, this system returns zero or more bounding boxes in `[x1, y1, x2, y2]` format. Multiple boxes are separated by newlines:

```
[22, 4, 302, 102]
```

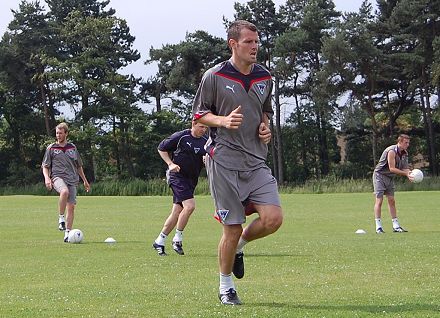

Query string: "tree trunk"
[113, 115, 121, 177]
[293, 73, 307, 180]
[121, 117, 135, 178]
[274, 77, 284, 184]
[420, 85, 438, 175]
[155, 83, 162, 112]
[270, 119, 278, 181]
[40, 82, 51, 136]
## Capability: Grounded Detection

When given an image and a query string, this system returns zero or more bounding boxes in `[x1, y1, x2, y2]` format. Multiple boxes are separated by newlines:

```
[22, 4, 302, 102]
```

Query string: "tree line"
[0, 0, 439, 187]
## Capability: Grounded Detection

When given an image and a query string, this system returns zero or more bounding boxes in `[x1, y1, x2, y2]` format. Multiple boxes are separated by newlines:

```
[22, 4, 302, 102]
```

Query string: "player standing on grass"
[193, 20, 283, 305]
[373, 134, 414, 234]
[41, 122, 90, 242]
[152, 121, 208, 256]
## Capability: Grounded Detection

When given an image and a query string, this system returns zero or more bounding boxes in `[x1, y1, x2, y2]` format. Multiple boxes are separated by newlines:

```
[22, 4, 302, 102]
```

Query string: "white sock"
[236, 237, 248, 253]
[155, 232, 167, 246]
[173, 229, 183, 243]
[219, 273, 235, 294]
[59, 214, 65, 223]
[392, 218, 400, 229]
[375, 218, 382, 230]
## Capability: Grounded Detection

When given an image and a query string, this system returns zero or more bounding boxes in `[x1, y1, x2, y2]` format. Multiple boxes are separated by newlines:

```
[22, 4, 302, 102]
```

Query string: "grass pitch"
[1, 192, 439, 317]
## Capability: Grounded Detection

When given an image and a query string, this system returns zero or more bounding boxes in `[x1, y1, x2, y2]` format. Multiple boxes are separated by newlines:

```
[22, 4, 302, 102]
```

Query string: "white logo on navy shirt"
[194, 147, 200, 153]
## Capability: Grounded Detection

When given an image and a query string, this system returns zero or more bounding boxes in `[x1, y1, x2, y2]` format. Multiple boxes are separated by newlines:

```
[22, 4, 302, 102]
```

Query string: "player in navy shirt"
[152, 121, 208, 256]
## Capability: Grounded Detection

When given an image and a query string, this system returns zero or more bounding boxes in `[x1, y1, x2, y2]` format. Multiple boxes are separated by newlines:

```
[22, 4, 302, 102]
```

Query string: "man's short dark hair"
[227, 20, 258, 43]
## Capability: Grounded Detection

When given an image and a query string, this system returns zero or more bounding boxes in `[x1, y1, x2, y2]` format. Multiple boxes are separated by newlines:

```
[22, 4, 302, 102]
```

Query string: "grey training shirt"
[193, 60, 273, 171]
[42, 142, 84, 185]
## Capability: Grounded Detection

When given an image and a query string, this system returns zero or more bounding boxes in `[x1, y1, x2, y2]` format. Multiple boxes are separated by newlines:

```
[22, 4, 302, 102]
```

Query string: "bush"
[1, 176, 440, 196]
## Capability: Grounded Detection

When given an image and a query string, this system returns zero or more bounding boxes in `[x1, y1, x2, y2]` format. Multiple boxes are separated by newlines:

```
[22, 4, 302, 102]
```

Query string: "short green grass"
[1, 193, 439, 317]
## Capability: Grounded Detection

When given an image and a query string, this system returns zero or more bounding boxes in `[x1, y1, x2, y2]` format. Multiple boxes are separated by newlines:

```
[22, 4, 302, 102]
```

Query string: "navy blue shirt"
[158, 129, 208, 181]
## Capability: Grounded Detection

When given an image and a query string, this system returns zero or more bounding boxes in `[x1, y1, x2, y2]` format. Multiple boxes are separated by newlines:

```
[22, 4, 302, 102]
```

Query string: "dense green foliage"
[1, 193, 439, 317]
[1, 0, 439, 188]
[1, 175, 439, 196]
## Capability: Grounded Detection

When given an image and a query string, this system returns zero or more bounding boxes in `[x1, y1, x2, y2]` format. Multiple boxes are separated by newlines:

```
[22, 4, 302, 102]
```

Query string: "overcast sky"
[0, 0, 373, 78]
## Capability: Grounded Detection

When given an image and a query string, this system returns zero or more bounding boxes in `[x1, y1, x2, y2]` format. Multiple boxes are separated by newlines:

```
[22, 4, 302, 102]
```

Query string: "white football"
[410, 169, 423, 183]
[68, 229, 84, 243]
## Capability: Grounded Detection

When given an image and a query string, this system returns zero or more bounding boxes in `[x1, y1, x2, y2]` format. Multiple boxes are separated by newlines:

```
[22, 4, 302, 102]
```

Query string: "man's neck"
[229, 57, 253, 75]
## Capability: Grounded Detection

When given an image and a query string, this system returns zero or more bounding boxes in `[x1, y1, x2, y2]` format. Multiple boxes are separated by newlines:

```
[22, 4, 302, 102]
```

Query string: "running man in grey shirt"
[193, 20, 283, 305]
[42, 122, 90, 242]
[373, 134, 414, 233]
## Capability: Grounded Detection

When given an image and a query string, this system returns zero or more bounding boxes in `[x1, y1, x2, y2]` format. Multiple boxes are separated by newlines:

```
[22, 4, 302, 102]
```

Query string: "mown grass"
[1, 193, 439, 317]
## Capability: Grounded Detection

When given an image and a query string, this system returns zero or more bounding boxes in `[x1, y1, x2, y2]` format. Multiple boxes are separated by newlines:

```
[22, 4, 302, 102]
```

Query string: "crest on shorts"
[216, 209, 229, 222]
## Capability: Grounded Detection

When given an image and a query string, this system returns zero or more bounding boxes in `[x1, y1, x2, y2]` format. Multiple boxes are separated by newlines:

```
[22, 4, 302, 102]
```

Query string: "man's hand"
[407, 170, 415, 182]
[259, 122, 271, 144]
[44, 177, 52, 191]
[168, 163, 180, 172]
[84, 180, 90, 192]
[222, 106, 243, 129]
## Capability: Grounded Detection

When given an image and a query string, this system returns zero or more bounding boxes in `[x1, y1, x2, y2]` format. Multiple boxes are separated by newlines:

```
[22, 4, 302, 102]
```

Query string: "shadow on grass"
[248, 302, 440, 314]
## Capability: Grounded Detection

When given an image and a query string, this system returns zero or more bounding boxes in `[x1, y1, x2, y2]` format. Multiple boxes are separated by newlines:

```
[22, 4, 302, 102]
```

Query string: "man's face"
[192, 122, 208, 137]
[231, 28, 259, 65]
[56, 128, 67, 143]
[399, 138, 410, 150]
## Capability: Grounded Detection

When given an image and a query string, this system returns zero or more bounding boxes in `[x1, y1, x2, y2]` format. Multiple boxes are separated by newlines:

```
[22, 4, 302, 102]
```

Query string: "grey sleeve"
[262, 79, 274, 118]
[193, 70, 216, 118]
[41, 145, 52, 167]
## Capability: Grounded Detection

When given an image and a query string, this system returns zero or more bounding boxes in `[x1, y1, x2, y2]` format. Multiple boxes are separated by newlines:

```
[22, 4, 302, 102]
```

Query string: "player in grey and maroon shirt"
[373, 134, 414, 234]
[152, 121, 208, 256]
[193, 20, 283, 305]
[42, 122, 90, 242]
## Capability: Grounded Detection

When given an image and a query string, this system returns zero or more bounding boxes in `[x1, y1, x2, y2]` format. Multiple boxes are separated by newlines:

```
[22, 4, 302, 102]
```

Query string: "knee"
[375, 197, 383, 207]
[187, 203, 196, 213]
[183, 202, 196, 214]
[262, 211, 283, 232]
[60, 188, 69, 198]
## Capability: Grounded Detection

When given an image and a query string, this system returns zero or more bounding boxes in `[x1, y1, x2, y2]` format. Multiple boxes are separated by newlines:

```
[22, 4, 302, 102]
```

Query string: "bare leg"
[241, 204, 283, 243]
[66, 203, 75, 230]
[58, 188, 69, 215]
[176, 198, 195, 231]
[386, 195, 397, 219]
[219, 224, 242, 274]
[160, 204, 183, 235]
[374, 197, 383, 219]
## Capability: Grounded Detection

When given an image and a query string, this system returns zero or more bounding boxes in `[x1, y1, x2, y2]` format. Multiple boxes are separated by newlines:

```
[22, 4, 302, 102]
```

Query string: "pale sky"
[0, 0, 373, 79]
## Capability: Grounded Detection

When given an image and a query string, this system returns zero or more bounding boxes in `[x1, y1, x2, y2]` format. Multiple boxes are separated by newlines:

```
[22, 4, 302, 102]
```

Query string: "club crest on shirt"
[256, 83, 266, 95]
[216, 209, 229, 222]
[194, 147, 200, 153]
[66, 149, 76, 158]
[53, 149, 61, 155]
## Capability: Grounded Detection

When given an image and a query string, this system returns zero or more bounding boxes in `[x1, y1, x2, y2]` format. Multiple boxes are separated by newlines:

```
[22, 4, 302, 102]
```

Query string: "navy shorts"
[167, 172, 197, 205]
